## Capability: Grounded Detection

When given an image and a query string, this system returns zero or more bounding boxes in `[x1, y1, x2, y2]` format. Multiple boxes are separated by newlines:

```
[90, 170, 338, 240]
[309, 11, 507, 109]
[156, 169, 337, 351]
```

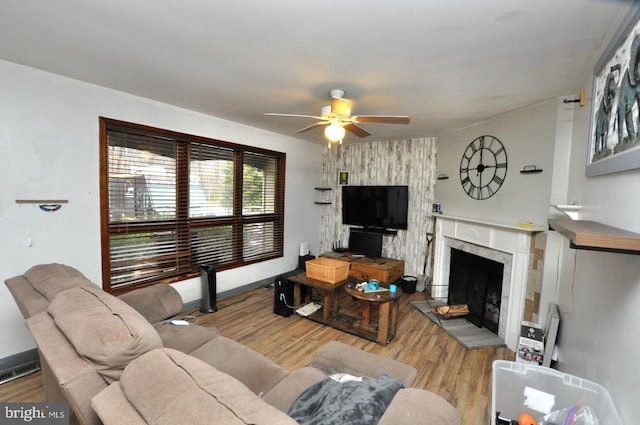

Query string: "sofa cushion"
[118, 284, 184, 324]
[23, 263, 91, 302]
[189, 335, 289, 396]
[262, 367, 326, 412]
[312, 341, 417, 387]
[377, 388, 462, 425]
[154, 322, 221, 353]
[93, 348, 298, 425]
[47, 285, 162, 383]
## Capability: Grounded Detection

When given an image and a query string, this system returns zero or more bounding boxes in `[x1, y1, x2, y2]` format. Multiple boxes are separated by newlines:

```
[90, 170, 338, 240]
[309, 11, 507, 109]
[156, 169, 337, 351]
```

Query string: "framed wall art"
[587, 3, 640, 177]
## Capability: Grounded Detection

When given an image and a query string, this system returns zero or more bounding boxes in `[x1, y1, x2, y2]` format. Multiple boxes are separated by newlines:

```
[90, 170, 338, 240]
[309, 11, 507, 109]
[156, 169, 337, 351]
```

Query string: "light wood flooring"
[0, 285, 514, 425]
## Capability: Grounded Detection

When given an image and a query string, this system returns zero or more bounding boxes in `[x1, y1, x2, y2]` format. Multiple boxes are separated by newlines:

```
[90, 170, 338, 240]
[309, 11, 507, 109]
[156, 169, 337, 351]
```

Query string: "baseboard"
[183, 271, 297, 313]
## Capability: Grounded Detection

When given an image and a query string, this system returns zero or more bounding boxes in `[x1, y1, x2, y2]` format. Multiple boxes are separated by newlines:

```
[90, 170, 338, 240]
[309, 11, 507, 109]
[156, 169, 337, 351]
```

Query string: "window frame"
[99, 118, 286, 294]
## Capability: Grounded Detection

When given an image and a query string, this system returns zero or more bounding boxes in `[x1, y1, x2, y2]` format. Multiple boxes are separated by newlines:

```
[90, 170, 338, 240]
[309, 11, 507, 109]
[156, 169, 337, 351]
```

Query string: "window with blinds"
[100, 118, 285, 293]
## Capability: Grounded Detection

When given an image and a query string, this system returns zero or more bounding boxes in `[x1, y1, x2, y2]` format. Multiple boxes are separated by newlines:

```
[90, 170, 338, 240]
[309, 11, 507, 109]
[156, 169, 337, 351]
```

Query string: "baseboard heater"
[0, 361, 40, 385]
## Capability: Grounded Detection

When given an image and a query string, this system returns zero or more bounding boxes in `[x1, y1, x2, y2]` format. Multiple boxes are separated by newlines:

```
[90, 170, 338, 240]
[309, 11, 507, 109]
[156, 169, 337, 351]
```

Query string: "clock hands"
[468, 162, 497, 172]
[478, 136, 485, 188]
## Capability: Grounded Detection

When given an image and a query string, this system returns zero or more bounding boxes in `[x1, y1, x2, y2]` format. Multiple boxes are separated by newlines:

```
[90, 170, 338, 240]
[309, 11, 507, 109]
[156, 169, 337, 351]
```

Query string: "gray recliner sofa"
[5, 264, 461, 425]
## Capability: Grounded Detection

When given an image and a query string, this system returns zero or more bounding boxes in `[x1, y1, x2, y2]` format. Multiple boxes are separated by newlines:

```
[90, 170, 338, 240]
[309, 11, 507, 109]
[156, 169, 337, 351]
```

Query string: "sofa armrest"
[5, 275, 49, 318]
[378, 388, 462, 425]
[118, 284, 184, 323]
[311, 341, 417, 387]
[92, 383, 147, 425]
[26, 312, 108, 425]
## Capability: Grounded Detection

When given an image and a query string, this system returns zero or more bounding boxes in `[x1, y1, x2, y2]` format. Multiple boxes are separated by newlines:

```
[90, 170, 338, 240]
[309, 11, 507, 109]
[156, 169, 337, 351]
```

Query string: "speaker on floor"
[298, 254, 315, 270]
[273, 274, 294, 317]
[200, 264, 218, 313]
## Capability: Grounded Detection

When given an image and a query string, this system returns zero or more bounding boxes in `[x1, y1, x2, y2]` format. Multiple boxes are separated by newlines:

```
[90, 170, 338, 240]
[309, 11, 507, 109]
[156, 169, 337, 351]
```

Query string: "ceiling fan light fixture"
[324, 120, 345, 143]
[264, 88, 408, 144]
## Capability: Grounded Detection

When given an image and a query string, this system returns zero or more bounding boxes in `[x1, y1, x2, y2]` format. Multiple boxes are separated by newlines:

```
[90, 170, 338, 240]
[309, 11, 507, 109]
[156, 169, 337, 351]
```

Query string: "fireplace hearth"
[448, 248, 503, 334]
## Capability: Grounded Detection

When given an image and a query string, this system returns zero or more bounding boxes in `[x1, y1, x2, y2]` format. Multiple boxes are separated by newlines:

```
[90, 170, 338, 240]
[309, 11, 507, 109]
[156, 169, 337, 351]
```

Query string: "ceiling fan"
[265, 89, 410, 146]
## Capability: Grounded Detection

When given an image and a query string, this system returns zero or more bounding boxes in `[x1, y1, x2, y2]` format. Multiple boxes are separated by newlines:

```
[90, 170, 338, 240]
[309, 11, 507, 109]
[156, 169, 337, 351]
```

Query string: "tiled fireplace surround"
[431, 215, 544, 351]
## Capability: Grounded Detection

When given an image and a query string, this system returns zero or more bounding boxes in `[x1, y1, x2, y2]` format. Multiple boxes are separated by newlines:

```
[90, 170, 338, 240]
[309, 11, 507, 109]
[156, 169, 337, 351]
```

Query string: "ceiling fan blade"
[352, 115, 410, 124]
[344, 123, 371, 138]
[264, 112, 324, 120]
[296, 121, 329, 133]
[331, 97, 353, 117]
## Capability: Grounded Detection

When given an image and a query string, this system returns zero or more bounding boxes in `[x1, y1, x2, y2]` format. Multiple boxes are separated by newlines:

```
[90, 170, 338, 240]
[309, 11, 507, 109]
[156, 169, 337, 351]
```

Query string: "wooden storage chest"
[348, 257, 404, 284]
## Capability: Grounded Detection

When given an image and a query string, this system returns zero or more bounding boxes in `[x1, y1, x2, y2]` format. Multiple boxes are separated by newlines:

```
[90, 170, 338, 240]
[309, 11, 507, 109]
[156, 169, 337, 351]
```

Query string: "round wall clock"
[459, 135, 508, 200]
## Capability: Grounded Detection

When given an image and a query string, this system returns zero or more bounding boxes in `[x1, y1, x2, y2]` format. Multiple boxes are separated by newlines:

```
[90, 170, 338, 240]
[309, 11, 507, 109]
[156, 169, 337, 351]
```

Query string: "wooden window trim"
[99, 118, 285, 294]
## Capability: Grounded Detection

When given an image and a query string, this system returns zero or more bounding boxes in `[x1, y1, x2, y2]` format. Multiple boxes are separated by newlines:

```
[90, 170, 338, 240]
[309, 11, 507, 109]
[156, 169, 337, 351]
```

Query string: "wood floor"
[0, 284, 514, 425]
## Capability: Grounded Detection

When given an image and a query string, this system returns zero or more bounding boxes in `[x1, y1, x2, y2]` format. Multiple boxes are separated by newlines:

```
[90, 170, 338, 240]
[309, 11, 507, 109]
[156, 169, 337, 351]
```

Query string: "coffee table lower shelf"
[331, 312, 395, 344]
[299, 310, 395, 344]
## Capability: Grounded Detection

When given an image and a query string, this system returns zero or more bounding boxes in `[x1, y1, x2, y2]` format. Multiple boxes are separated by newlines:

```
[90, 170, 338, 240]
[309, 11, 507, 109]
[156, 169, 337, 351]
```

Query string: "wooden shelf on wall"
[548, 218, 640, 254]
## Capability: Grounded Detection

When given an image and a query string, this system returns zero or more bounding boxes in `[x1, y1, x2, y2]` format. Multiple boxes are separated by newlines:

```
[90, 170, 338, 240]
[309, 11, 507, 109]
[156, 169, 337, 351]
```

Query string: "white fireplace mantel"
[431, 214, 540, 351]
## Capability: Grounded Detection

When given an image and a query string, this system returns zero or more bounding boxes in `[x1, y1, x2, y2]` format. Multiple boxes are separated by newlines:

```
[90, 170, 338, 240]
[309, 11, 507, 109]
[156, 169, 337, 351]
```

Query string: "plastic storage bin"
[492, 360, 622, 425]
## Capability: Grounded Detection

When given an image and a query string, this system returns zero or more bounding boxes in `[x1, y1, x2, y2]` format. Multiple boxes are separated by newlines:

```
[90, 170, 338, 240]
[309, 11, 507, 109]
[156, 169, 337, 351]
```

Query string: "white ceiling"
[0, 0, 632, 144]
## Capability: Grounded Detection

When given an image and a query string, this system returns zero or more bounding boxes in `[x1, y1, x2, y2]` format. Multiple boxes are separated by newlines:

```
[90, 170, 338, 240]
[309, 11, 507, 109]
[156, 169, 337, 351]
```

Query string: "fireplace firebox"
[448, 248, 503, 334]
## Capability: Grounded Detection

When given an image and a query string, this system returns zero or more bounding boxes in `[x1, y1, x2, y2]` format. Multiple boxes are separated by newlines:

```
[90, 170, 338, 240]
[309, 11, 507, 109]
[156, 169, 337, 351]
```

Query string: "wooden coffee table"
[286, 273, 399, 345]
[287, 273, 349, 323]
[341, 285, 399, 345]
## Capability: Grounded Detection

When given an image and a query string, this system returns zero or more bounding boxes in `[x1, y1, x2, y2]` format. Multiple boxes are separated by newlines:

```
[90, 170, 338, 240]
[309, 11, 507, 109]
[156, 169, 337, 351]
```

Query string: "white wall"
[435, 88, 639, 421]
[434, 100, 558, 226]
[551, 55, 640, 424]
[0, 60, 322, 359]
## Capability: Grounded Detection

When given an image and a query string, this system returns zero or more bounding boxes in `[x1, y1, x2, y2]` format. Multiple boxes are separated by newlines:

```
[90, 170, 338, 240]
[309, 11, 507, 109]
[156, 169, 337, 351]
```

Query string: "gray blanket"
[287, 374, 404, 425]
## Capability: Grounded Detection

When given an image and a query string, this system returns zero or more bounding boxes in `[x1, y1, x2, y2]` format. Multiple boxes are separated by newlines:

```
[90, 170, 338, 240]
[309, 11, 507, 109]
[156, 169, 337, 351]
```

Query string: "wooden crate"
[349, 258, 404, 284]
[305, 258, 350, 284]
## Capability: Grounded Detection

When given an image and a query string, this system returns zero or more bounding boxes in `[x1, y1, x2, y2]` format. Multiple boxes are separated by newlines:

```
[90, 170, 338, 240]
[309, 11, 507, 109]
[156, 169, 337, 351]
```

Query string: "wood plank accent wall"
[319, 138, 438, 277]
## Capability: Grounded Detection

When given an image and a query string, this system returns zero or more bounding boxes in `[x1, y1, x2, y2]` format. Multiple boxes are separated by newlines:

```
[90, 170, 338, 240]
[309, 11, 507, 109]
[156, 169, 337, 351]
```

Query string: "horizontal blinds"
[102, 119, 285, 292]
[106, 129, 187, 289]
[243, 152, 276, 215]
[190, 142, 235, 218]
[107, 131, 177, 222]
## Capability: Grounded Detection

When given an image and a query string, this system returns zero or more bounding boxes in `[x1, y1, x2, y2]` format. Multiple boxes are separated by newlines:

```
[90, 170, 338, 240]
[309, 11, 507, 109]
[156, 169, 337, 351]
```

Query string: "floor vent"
[0, 362, 41, 385]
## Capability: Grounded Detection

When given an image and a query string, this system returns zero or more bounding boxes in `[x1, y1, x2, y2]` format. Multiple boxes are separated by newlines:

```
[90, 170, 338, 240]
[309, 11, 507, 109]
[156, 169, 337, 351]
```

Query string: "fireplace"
[431, 215, 539, 350]
[448, 248, 503, 334]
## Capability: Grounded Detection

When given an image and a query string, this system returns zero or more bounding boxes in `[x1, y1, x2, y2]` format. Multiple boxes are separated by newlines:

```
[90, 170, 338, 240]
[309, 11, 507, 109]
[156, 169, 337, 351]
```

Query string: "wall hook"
[563, 91, 585, 107]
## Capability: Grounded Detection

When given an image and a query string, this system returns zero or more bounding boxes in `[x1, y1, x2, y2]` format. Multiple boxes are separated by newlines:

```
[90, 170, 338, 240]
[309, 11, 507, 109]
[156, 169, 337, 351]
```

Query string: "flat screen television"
[341, 185, 409, 230]
[348, 228, 383, 258]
